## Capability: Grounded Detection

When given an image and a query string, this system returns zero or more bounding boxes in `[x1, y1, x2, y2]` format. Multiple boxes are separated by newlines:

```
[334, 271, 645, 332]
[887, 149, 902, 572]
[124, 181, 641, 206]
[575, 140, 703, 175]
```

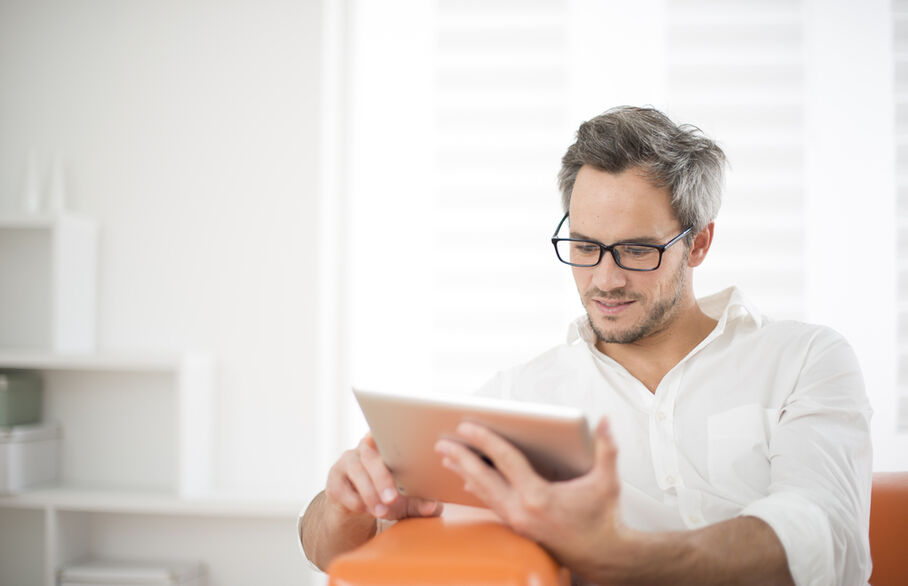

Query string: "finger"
[406, 497, 444, 518]
[454, 423, 542, 489]
[344, 455, 387, 517]
[436, 438, 511, 506]
[592, 417, 620, 494]
[326, 461, 368, 514]
[357, 435, 400, 505]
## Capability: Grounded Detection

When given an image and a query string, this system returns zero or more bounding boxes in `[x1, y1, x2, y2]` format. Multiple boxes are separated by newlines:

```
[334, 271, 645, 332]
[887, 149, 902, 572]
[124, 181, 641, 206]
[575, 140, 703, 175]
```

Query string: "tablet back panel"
[354, 388, 594, 508]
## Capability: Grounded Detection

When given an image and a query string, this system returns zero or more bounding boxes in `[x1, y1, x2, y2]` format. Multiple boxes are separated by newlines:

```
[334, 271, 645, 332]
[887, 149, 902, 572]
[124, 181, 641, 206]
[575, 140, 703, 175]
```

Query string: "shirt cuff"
[738, 492, 835, 586]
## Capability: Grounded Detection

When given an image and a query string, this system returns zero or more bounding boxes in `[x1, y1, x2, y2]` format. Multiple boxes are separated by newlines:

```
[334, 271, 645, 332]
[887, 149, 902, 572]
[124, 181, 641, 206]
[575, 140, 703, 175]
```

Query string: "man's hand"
[301, 433, 443, 570]
[435, 418, 795, 586]
[326, 433, 444, 520]
[434, 417, 628, 573]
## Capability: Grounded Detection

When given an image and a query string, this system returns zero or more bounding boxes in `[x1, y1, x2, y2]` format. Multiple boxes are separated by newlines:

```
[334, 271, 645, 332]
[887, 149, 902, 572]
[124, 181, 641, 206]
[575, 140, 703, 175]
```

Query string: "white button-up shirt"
[476, 287, 873, 586]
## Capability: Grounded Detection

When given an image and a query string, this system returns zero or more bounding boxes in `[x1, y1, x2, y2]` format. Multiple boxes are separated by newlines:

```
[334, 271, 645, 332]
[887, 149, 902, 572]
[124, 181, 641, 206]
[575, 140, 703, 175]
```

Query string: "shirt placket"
[649, 365, 707, 529]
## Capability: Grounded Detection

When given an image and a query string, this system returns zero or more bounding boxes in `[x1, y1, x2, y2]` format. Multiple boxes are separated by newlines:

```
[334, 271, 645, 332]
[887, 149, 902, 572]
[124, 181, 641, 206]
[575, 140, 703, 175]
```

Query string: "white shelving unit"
[0, 350, 216, 497]
[0, 216, 310, 586]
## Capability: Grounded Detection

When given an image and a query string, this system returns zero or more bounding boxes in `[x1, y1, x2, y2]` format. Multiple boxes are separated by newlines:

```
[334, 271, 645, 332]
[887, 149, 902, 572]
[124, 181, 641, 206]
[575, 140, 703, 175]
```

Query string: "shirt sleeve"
[738, 327, 873, 586]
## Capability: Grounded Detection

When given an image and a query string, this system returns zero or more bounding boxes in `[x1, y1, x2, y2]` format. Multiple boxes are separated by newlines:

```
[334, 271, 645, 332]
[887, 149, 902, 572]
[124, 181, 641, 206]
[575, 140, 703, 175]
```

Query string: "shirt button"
[665, 475, 675, 486]
[688, 514, 702, 524]
[656, 411, 667, 421]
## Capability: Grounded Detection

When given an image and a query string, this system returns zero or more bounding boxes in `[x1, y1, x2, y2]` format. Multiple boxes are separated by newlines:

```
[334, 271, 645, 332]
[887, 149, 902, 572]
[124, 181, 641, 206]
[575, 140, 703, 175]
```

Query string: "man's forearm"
[300, 490, 378, 571]
[572, 516, 794, 586]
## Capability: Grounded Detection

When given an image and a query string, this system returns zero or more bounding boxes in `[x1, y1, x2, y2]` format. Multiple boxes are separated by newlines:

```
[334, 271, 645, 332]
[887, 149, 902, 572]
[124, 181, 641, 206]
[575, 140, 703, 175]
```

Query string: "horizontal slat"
[438, 0, 564, 16]
[437, 89, 564, 110]
[669, 62, 801, 89]
[437, 66, 566, 90]
[667, 50, 803, 68]
[438, 13, 564, 31]
[437, 53, 565, 70]
[437, 106, 566, 130]
[668, 23, 800, 52]
[436, 131, 567, 151]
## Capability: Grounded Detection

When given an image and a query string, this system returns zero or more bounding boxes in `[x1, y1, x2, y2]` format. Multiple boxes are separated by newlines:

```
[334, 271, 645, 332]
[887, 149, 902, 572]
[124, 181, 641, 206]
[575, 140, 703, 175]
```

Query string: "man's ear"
[687, 222, 714, 268]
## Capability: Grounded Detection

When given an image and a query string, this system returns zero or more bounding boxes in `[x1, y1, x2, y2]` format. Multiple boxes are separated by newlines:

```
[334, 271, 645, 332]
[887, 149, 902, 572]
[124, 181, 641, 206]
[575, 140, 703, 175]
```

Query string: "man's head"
[555, 106, 726, 346]
[558, 106, 726, 238]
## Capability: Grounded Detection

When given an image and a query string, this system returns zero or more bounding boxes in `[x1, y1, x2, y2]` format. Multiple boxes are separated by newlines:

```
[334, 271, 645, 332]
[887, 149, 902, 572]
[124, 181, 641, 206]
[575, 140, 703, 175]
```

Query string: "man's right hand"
[325, 433, 444, 521]
[301, 433, 444, 570]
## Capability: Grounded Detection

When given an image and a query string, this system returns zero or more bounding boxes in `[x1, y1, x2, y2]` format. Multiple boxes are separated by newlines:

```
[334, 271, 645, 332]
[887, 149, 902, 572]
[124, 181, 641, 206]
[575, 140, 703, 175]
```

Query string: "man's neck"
[595, 300, 718, 393]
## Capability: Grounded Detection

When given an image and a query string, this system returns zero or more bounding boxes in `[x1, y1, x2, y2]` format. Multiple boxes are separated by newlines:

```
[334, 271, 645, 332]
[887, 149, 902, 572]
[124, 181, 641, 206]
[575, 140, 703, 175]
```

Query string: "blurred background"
[0, 0, 904, 585]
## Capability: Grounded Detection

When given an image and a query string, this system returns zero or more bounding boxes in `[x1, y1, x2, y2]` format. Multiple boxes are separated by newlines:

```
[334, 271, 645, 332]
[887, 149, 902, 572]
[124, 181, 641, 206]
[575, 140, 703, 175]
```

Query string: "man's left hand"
[434, 417, 629, 572]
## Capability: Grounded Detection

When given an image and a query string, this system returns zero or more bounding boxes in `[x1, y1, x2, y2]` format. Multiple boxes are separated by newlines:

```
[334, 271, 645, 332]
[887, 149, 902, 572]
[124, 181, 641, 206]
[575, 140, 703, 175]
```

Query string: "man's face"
[567, 165, 691, 345]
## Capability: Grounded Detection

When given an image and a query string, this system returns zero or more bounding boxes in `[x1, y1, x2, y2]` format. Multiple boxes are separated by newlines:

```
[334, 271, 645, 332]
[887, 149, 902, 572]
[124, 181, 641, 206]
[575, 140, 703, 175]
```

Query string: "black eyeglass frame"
[550, 212, 693, 272]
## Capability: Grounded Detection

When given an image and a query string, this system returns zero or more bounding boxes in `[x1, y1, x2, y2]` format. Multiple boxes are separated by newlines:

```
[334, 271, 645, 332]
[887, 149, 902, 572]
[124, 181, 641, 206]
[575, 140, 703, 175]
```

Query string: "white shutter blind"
[894, 0, 908, 430]
[665, 0, 806, 319]
[431, 0, 576, 392]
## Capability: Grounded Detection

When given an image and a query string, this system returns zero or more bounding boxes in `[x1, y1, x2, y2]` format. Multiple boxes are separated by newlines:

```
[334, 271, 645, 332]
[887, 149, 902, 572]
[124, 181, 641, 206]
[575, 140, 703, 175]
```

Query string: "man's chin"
[587, 313, 642, 345]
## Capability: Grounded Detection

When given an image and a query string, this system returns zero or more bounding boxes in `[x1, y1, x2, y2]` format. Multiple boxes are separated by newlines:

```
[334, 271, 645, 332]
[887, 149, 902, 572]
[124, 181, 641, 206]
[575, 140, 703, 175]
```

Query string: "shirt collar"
[566, 286, 765, 345]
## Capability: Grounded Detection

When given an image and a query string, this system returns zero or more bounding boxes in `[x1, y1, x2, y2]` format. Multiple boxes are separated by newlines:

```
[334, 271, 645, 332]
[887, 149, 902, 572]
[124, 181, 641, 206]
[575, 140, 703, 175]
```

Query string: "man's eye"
[572, 243, 600, 254]
[622, 246, 656, 257]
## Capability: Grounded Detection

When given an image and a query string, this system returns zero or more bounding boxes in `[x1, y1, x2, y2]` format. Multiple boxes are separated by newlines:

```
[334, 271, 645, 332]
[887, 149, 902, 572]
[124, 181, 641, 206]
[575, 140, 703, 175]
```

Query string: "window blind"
[431, 0, 576, 393]
[665, 0, 807, 320]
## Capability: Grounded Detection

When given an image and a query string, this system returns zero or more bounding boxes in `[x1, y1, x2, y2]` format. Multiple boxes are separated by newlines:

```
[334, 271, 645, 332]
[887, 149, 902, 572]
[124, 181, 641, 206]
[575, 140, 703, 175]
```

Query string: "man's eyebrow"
[569, 231, 662, 245]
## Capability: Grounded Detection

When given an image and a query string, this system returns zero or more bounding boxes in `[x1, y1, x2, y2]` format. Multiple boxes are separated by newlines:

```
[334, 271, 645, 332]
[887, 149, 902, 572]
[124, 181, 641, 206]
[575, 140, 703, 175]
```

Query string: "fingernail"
[457, 422, 475, 435]
[373, 503, 388, 517]
[381, 488, 397, 503]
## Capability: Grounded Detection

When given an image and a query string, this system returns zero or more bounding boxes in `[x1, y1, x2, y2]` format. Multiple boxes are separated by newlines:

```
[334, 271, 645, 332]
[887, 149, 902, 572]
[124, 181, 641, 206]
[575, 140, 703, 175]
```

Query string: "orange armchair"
[869, 471, 908, 586]
[327, 517, 567, 586]
[328, 472, 908, 586]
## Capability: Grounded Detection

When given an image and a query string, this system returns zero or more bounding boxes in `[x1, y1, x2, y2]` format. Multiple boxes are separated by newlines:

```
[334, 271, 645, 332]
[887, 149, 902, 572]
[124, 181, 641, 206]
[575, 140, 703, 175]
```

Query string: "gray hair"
[558, 106, 726, 234]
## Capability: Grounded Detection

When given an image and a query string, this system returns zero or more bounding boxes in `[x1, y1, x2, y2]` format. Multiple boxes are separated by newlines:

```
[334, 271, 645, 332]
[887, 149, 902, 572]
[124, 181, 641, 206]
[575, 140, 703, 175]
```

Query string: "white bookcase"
[0, 216, 312, 586]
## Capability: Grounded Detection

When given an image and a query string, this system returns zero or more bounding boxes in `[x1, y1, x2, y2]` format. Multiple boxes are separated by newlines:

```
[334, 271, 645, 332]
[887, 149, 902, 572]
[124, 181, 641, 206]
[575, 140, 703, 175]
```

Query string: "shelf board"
[0, 486, 304, 518]
[0, 351, 187, 372]
[0, 212, 93, 228]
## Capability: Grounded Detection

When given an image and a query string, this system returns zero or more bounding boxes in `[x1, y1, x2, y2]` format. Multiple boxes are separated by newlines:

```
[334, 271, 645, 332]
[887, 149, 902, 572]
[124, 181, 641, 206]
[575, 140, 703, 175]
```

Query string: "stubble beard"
[585, 263, 687, 345]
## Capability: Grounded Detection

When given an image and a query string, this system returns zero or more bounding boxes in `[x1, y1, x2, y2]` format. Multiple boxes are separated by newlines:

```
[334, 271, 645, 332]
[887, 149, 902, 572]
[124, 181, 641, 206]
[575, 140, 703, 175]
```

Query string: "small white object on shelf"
[46, 151, 66, 214]
[0, 422, 59, 493]
[21, 148, 42, 214]
[58, 556, 205, 586]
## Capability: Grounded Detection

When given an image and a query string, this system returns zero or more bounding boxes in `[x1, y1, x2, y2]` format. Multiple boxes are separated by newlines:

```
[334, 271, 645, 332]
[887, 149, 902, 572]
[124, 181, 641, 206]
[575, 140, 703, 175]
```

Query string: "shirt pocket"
[707, 403, 776, 502]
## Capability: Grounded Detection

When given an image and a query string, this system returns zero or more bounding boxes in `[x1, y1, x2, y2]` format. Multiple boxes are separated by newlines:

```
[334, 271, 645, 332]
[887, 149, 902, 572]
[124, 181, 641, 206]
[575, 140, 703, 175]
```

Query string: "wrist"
[324, 494, 378, 535]
[571, 525, 658, 585]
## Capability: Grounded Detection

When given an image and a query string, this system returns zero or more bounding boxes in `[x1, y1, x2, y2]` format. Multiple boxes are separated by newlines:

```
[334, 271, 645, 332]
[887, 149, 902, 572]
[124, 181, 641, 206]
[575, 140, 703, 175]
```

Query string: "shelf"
[0, 351, 187, 372]
[0, 213, 93, 228]
[0, 487, 303, 518]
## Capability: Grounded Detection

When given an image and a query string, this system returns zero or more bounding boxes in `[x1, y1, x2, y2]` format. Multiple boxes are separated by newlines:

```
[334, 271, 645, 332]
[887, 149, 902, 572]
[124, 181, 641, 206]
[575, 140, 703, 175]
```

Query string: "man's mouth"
[592, 299, 635, 316]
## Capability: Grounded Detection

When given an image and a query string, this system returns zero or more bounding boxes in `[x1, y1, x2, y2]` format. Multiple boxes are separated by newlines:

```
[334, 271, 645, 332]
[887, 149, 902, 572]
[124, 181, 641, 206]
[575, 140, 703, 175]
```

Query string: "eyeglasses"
[551, 213, 692, 271]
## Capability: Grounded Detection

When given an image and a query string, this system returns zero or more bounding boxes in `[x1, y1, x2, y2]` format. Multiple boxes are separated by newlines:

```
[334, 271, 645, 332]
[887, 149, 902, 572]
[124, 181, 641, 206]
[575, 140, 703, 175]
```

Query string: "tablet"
[353, 387, 594, 508]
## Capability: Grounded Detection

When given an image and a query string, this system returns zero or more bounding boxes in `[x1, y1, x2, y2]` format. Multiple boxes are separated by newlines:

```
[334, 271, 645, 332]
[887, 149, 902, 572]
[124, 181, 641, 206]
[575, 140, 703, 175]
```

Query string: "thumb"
[592, 417, 619, 482]
[406, 497, 444, 518]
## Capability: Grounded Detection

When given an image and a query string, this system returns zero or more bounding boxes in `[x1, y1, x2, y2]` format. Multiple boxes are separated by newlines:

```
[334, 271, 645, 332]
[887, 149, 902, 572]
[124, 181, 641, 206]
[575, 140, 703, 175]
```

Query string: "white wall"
[0, 0, 325, 498]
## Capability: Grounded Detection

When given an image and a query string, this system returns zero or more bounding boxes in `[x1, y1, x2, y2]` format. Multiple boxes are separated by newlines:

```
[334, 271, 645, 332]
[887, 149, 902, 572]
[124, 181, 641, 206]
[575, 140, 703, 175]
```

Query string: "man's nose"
[591, 251, 629, 291]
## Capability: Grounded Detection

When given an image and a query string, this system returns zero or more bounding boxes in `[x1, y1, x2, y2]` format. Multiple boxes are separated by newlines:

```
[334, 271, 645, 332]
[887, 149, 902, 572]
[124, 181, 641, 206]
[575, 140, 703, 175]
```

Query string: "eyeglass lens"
[555, 240, 661, 270]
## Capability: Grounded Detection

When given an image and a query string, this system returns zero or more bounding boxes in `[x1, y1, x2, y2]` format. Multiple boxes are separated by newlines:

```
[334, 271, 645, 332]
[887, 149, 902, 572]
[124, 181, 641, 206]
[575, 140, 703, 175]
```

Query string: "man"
[300, 106, 873, 585]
